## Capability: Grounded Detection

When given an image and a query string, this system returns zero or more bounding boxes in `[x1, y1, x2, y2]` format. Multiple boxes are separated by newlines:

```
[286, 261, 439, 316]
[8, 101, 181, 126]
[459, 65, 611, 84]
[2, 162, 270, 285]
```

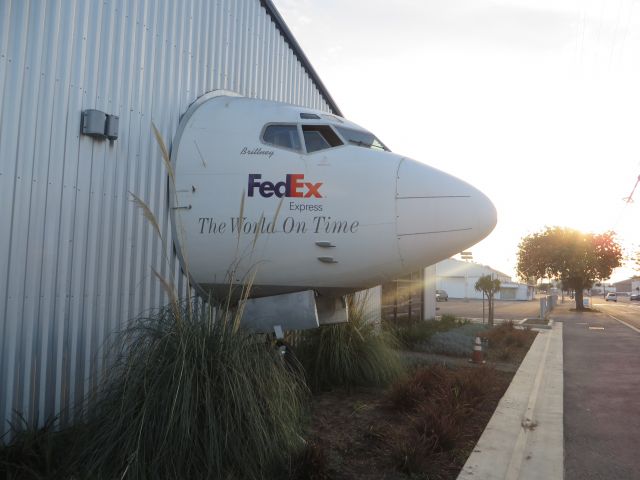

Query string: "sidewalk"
[458, 320, 564, 479]
[559, 301, 640, 479]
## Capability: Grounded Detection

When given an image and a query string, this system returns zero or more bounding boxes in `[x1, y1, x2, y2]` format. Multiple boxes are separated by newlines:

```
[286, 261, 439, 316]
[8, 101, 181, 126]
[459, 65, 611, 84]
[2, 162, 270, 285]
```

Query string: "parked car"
[436, 289, 449, 302]
[631, 293, 640, 301]
[605, 292, 617, 302]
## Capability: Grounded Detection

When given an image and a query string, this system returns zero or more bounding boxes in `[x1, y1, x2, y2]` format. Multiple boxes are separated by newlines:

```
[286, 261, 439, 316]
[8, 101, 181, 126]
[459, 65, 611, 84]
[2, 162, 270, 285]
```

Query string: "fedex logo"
[248, 174, 323, 198]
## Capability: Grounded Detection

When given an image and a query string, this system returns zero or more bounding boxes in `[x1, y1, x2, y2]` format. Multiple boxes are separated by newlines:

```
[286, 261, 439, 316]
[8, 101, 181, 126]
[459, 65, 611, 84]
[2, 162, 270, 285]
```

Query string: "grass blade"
[151, 122, 175, 187]
[130, 192, 162, 242]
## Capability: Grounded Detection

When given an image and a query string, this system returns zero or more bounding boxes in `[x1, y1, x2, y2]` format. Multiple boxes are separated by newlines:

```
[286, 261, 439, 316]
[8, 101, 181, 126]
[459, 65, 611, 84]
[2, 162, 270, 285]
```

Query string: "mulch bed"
[293, 367, 513, 480]
[291, 324, 537, 480]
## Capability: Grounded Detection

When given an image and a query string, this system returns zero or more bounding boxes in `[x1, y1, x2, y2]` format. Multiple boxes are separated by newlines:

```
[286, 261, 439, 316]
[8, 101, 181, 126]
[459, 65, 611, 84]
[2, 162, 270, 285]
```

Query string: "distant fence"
[540, 295, 558, 319]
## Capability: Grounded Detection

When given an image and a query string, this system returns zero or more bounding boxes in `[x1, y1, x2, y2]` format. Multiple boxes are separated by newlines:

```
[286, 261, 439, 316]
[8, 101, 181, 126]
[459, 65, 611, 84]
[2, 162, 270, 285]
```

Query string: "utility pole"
[623, 174, 640, 205]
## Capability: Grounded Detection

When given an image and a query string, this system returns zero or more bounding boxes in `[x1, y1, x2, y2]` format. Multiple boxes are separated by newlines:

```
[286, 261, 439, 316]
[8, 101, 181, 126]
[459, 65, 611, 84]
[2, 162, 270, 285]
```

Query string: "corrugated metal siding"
[0, 0, 334, 439]
[356, 287, 383, 323]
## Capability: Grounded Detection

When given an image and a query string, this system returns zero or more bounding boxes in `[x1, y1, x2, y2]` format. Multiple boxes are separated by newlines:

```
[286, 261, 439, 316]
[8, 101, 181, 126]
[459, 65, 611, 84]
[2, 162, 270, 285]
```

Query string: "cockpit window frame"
[260, 122, 388, 155]
[320, 113, 345, 123]
[260, 123, 304, 153]
[334, 126, 390, 152]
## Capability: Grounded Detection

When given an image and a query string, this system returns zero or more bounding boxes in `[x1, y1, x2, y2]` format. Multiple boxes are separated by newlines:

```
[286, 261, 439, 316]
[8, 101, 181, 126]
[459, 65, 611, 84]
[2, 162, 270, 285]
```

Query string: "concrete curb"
[457, 321, 564, 480]
[518, 318, 554, 330]
[436, 317, 523, 325]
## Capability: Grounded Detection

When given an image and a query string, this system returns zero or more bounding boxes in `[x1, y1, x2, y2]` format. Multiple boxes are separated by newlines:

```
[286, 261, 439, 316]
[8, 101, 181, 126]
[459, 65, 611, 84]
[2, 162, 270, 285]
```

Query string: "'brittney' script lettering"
[240, 147, 274, 158]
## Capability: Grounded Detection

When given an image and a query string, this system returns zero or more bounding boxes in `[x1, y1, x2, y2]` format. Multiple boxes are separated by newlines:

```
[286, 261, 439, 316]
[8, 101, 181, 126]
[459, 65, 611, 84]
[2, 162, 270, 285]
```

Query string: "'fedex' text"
[248, 174, 322, 198]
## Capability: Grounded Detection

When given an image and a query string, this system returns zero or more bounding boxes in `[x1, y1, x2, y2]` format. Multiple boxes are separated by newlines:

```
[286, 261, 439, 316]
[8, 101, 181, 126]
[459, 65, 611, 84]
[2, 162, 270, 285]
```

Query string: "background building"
[0, 0, 342, 439]
[435, 258, 533, 301]
[613, 278, 640, 295]
[378, 258, 533, 325]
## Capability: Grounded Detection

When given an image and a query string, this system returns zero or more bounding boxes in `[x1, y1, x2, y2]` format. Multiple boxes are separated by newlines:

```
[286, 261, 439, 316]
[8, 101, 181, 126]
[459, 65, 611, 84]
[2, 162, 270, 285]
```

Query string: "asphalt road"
[558, 300, 640, 480]
[436, 298, 541, 321]
[591, 296, 640, 331]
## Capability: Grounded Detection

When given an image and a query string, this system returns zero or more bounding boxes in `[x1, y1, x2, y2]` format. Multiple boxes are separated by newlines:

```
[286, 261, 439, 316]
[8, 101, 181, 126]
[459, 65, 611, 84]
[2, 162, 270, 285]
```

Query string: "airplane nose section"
[395, 159, 497, 267]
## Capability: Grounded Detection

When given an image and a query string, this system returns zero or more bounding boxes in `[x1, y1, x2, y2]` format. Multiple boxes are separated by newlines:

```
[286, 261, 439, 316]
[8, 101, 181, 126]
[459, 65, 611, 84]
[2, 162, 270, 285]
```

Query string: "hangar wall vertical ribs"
[0, 0, 333, 439]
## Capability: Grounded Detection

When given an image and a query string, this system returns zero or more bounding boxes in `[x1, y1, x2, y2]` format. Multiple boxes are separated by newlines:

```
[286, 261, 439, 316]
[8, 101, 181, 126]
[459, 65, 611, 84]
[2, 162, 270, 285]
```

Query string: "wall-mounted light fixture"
[81, 109, 119, 140]
[105, 114, 119, 140]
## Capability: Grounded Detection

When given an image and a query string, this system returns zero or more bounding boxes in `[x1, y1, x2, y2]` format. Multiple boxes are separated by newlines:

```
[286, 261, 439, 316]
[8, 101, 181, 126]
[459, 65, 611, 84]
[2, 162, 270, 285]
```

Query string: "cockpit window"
[303, 131, 330, 152]
[302, 125, 343, 153]
[335, 126, 389, 151]
[262, 124, 302, 151]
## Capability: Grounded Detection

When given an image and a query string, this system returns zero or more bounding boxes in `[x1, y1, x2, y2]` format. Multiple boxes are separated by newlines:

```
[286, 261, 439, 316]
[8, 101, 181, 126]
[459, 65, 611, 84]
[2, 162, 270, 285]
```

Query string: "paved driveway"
[436, 298, 541, 321]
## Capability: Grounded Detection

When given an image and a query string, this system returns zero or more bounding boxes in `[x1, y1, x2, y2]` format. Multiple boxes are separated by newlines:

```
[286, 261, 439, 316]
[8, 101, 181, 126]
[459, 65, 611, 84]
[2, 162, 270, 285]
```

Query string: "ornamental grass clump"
[70, 301, 309, 480]
[297, 294, 404, 392]
[0, 414, 84, 479]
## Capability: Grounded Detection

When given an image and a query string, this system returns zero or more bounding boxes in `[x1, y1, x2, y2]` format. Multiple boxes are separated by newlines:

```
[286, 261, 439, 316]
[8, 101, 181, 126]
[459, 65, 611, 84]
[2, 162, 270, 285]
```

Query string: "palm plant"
[475, 275, 501, 326]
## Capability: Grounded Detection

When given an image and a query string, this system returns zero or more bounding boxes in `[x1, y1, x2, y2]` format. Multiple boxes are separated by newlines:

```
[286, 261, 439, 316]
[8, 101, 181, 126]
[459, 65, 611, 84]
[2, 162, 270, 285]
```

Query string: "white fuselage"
[170, 93, 497, 299]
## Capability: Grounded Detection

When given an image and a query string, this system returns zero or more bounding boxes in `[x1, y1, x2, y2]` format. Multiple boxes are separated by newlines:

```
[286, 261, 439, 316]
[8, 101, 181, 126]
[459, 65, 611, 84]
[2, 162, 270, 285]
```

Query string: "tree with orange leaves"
[517, 227, 622, 311]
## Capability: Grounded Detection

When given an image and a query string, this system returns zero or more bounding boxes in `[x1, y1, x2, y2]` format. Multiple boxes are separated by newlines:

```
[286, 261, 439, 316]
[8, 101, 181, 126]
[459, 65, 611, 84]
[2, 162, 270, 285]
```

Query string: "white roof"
[435, 258, 512, 282]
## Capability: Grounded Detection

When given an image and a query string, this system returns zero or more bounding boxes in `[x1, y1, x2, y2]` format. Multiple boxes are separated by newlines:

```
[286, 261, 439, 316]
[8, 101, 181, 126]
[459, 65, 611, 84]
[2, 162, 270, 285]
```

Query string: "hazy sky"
[275, 0, 640, 282]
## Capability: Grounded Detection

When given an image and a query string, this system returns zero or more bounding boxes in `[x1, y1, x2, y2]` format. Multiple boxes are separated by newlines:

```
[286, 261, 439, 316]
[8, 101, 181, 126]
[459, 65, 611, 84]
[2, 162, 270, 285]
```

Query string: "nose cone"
[395, 159, 497, 267]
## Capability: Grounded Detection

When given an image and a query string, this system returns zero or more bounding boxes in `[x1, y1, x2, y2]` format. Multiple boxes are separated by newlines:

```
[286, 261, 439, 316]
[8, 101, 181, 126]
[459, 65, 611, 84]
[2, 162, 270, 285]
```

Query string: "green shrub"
[439, 314, 460, 324]
[386, 314, 466, 349]
[297, 295, 404, 391]
[481, 321, 536, 362]
[421, 323, 489, 357]
[69, 301, 309, 480]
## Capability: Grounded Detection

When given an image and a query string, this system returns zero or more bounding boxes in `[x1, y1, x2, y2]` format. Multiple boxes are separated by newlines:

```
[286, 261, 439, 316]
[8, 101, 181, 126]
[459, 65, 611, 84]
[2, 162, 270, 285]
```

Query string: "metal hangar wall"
[0, 0, 339, 438]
